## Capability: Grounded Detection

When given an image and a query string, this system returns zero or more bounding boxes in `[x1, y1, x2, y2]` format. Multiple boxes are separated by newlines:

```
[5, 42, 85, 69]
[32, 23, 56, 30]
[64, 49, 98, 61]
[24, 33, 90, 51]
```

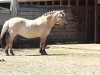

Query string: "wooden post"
[95, 0, 97, 43]
[52, 1, 54, 5]
[10, 0, 19, 47]
[60, 1, 61, 6]
[76, 0, 79, 6]
[10, 0, 19, 17]
[85, 0, 88, 42]
[68, 0, 71, 6]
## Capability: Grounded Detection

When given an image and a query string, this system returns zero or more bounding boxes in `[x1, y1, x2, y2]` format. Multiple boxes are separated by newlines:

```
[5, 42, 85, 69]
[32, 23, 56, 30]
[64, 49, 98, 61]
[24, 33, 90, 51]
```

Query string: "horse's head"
[55, 10, 68, 25]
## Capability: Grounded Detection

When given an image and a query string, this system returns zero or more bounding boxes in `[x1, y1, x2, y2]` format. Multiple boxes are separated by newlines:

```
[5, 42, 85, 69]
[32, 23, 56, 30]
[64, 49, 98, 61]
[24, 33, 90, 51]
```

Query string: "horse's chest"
[40, 27, 51, 36]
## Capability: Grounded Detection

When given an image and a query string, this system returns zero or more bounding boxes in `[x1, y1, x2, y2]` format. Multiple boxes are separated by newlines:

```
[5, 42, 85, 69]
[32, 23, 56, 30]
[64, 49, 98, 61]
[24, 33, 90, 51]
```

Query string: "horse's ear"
[61, 10, 64, 12]
[56, 11, 63, 18]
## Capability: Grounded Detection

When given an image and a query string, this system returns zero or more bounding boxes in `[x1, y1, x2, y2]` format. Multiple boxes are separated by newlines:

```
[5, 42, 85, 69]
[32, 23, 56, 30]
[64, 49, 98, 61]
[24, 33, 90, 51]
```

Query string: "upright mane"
[42, 10, 57, 16]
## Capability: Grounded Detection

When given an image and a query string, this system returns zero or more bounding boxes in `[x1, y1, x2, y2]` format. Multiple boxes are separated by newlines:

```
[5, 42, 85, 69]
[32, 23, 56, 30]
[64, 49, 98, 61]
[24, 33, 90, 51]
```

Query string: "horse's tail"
[0, 21, 10, 48]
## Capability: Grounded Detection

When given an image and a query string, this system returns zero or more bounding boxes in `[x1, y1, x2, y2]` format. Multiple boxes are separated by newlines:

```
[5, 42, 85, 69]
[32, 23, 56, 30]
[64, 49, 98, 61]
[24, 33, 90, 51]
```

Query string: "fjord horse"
[0, 10, 68, 56]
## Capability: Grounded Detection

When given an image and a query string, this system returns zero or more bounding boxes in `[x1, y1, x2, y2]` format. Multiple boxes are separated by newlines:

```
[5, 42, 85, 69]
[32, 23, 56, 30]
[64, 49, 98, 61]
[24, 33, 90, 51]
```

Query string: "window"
[19, 2, 25, 6]
[88, 0, 94, 6]
[54, 1, 60, 5]
[70, 0, 76, 5]
[61, 1, 68, 5]
[39, 1, 45, 5]
[78, 0, 86, 5]
[32, 2, 38, 5]
[46, 1, 52, 5]
[0, 3, 10, 9]
[19, 2, 30, 6]
[25, 2, 31, 5]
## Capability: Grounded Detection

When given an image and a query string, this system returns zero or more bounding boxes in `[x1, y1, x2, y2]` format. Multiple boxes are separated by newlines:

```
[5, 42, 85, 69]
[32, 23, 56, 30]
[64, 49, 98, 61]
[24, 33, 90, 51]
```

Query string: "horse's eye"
[60, 15, 63, 18]
[61, 16, 63, 18]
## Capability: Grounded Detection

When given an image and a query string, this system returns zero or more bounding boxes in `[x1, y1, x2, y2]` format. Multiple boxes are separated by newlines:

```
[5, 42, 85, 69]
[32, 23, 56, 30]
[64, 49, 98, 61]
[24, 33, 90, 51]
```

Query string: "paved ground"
[0, 44, 100, 75]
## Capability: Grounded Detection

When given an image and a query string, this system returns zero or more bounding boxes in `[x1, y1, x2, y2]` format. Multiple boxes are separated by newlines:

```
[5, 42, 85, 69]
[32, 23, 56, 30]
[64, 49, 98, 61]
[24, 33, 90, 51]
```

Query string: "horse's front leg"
[9, 43, 15, 56]
[39, 38, 48, 55]
[5, 45, 9, 56]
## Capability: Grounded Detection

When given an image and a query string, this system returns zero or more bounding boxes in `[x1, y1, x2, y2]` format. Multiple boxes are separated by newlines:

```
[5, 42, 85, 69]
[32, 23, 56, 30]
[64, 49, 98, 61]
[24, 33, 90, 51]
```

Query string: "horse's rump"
[0, 22, 10, 48]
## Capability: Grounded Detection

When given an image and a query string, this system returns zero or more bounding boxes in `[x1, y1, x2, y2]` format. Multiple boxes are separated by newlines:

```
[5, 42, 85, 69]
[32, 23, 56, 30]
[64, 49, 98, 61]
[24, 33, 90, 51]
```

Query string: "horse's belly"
[19, 29, 40, 39]
[23, 33, 39, 38]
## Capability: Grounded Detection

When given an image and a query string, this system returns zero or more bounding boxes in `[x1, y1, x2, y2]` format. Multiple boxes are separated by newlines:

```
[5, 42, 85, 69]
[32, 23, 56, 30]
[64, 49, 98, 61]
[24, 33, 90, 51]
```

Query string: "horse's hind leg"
[9, 36, 15, 56]
[5, 37, 10, 56]
[5, 44, 9, 56]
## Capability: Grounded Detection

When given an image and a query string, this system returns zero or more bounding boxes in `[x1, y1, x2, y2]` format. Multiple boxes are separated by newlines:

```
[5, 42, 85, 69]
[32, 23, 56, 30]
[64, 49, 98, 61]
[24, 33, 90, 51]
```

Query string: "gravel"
[0, 44, 100, 75]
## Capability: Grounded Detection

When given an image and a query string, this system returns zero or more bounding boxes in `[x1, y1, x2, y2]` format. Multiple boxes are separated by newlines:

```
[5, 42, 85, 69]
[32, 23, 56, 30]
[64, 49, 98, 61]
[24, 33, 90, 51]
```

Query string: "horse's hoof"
[41, 52, 48, 55]
[6, 54, 10, 56]
[11, 53, 15, 56]
[10, 52, 15, 56]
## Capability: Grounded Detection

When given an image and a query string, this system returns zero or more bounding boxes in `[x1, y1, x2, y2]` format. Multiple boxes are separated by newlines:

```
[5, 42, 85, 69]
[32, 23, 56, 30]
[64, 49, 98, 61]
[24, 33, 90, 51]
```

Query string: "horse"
[0, 10, 68, 56]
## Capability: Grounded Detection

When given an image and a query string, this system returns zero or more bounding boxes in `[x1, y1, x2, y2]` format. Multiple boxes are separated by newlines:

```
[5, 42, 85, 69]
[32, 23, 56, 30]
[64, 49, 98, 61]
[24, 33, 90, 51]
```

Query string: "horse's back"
[6, 17, 50, 38]
[8, 17, 27, 29]
[9, 17, 27, 25]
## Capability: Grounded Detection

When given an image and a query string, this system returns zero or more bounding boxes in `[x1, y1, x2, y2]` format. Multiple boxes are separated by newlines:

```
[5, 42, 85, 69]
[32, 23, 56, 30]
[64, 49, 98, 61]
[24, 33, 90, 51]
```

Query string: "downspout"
[10, 0, 19, 17]
[94, 0, 97, 43]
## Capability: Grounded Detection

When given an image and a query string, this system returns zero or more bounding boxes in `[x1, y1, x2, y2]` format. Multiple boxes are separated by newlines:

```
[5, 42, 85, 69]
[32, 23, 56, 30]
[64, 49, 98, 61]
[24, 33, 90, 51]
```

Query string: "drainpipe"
[85, 0, 88, 42]
[94, 0, 97, 43]
[10, 0, 19, 17]
[10, 0, 19, 47]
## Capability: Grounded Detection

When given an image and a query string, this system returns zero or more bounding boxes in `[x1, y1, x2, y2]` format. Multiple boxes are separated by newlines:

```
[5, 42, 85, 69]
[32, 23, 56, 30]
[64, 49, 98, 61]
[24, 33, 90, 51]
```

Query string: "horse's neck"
[46, 15, 57, 28]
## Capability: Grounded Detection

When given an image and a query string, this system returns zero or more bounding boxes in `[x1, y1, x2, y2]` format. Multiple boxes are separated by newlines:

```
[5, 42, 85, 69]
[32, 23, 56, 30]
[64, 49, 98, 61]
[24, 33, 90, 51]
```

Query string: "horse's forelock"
[58, 10, 66, 17]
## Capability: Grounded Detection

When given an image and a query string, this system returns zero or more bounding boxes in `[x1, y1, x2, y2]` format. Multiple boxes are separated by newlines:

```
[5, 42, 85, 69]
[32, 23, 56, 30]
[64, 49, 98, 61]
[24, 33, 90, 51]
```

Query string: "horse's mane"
[42, 10, 57, 16]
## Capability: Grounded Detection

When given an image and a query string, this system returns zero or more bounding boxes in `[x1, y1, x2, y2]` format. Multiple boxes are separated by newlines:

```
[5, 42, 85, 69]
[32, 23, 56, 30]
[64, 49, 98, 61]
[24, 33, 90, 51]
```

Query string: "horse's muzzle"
[63, 21, 68, 26]
[65, 21, 68, 25]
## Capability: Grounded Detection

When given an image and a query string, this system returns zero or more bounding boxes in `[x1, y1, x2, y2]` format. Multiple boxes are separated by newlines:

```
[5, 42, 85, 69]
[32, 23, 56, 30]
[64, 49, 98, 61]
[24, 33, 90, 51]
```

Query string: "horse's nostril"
[65, 21, 68, 25]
